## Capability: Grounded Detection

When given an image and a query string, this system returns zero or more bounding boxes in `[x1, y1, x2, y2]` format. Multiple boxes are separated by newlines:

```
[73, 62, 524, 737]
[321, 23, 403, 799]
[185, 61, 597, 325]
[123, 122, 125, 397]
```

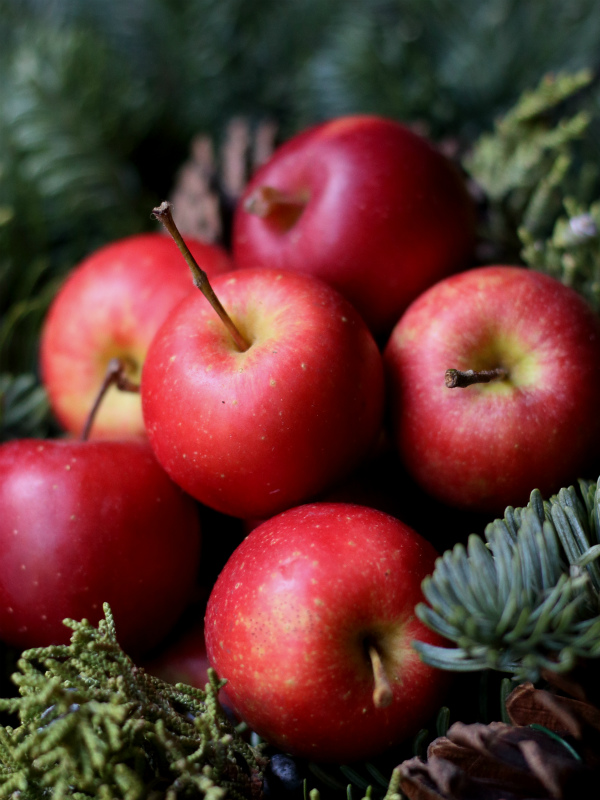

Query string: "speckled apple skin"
[233, 115, 475, 336]
[205, 503, 448, 763]
[0, 438, 200, 655]
[41, 233, 232, 439]
[384, 265, 600, 512]
[141, 269, 385, 519]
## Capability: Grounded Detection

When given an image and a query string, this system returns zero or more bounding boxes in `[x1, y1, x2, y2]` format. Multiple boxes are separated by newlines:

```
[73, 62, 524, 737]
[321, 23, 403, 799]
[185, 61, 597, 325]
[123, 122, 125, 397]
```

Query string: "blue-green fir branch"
[414, 479, 600, 682]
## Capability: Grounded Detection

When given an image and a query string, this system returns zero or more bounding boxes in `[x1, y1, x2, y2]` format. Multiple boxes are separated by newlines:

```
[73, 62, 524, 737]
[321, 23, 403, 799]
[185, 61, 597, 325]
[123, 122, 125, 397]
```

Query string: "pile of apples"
[2, 114, 600, 765]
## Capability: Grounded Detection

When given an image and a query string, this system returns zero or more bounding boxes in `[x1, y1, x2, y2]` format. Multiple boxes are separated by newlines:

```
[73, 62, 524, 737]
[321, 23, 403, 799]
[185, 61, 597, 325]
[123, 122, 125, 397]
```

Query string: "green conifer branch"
[0, 374, 51, 442]
[464, 68, 597, 258]
[414, 478, 600, 683]
[0, 605, 266, 799]
[520, 198, 600, 312]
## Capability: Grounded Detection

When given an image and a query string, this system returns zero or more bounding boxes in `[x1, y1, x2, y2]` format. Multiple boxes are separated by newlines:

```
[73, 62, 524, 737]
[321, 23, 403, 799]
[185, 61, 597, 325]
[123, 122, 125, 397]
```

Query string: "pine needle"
[414, 478, 600, 682]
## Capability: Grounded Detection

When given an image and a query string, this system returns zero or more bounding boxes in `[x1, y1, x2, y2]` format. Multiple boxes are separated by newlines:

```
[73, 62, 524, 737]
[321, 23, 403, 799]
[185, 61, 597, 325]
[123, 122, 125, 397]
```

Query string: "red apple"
[205, 502, 448, 763]
[233, 114, 475, 336]
[141, 267, 385, 519]
[0, 437, 201, 656]
[40, 232, 232, 439]
[384, 265, 600, 513]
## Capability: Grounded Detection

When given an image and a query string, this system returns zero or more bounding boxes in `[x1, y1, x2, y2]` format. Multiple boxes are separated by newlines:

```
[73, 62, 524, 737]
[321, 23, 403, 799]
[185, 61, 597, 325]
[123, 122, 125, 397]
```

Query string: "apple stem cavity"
[152, 201, 250, 352]
[243, 186, 307, 231]
[81, 357, 140, 441]
[444, 367, 508, 389]
[368, 643, 394, 709]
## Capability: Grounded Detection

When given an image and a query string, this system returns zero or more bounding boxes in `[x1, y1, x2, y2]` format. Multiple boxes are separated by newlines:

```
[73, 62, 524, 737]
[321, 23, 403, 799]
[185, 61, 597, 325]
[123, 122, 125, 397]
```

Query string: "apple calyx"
[152, 201, 250, 352]
[243, 186, 307, 231]
[81, 357, 140, 440]
[368, 642, 394, 709]
[444, 367, 508, 389]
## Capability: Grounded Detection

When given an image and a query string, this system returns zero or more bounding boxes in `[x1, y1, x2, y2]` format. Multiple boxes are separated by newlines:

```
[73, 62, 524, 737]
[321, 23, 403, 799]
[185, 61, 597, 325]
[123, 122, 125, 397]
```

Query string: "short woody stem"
[445, 367, 508, 388]
[244, 186, 306, 218]
[81, 358, 140, 441]
[152, 201, 250, 353]
[368, 644, 393, 709]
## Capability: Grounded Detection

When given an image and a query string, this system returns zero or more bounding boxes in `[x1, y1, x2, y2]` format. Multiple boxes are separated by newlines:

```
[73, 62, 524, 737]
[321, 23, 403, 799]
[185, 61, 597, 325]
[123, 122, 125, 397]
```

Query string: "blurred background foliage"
[3, 0, 600, 440]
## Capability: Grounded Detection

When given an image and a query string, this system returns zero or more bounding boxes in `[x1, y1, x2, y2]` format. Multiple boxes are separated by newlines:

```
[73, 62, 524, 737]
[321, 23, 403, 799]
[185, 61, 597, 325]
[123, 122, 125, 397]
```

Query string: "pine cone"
[398, 665, 600, 799]
[169, 118, 277, 245]
[169, 133, 223, 243]
[506, 671, 600, 769]
[398, 720, 592, 799]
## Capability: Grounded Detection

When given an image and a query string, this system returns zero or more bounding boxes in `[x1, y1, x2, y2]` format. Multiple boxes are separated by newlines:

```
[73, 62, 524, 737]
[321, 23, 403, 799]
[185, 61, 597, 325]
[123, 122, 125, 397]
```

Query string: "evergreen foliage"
[464, 69, 600, 261]
[463, 67, 600, 308]
[414, 479, 600, 683]
[0, 605, 265, 799]
[0, 374, 50, 443]
[520, 197, 600, 312]
[294, 0, 600, 138]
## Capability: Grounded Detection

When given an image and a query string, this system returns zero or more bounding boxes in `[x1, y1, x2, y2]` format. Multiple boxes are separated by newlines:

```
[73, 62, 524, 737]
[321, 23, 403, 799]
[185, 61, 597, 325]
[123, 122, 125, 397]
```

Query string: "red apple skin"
[205, 502, 448, 763]
[141, 268, 385, 519]
[384, 265, 600, 513]
[233, 114, 475, 336]
[0, 438, 201, 656]
[40, 232, 232, 439]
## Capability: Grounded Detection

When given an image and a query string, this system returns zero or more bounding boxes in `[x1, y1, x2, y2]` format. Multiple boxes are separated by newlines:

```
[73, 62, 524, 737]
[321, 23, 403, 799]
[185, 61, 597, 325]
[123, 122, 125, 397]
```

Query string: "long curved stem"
[152, 202, 250, 352]
[81, 358, 140, 441]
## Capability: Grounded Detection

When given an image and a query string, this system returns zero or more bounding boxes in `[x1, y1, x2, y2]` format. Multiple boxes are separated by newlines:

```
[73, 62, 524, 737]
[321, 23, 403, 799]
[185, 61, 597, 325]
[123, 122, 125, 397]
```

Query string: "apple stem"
[445, 367, 508, 388]
[368, 644, 394, 709]
[81, 358, 140, 441]
[243, 186, 307, 229]
[152, 201, 250, 352]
